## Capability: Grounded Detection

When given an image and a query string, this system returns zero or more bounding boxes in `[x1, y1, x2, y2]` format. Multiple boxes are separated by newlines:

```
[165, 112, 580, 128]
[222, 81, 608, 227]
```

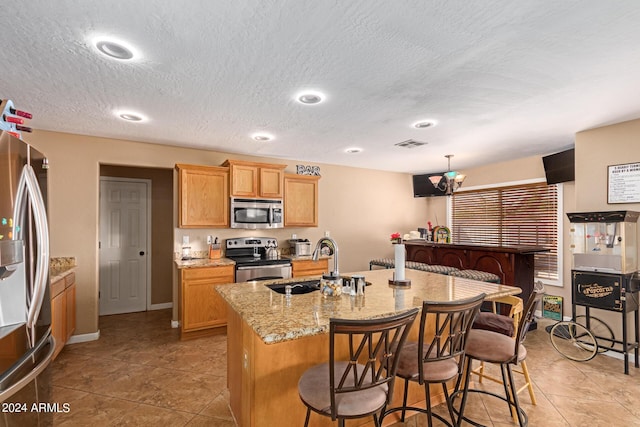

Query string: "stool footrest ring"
[381, 406, 454, 427]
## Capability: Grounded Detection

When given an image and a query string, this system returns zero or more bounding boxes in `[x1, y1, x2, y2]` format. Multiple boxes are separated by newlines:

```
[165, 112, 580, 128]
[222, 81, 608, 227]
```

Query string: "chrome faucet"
[312, 237, 339, 278]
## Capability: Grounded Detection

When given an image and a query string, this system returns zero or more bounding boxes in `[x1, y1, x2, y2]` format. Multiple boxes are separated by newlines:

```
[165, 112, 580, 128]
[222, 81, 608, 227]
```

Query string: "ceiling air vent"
[395, 139, 427, 148]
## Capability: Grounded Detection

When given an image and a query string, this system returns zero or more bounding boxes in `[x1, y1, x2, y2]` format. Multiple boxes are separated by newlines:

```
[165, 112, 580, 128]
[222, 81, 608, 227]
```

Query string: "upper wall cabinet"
[176, 164, 229, 228]
[223, 159, 286, 198]
[284, 174, 319, 227]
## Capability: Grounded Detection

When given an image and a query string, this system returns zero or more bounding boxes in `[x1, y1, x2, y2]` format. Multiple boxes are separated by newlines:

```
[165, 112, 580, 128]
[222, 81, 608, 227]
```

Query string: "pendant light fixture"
[429, 154, 466, 195]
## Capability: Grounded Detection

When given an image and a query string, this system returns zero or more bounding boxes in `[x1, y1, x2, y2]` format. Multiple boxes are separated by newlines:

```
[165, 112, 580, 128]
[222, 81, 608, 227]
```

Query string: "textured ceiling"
[2, 1, 640, 173]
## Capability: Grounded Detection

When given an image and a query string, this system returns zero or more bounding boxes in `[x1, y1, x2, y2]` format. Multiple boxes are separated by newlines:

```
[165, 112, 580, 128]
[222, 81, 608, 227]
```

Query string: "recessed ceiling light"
[93, 38, 137, 60]
[345, 147, 362, 154]
[116, 111, 146, 122]
[295, 91, 325, 105]
[412, 120, 437, 129]
[252, 133, 274, 141]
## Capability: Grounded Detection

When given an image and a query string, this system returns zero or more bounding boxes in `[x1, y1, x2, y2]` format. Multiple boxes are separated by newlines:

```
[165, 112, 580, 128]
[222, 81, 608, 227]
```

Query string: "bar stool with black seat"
[455, 290, 543, 427]
[381, 293, 486, 427]
[298, 308, 419, 427]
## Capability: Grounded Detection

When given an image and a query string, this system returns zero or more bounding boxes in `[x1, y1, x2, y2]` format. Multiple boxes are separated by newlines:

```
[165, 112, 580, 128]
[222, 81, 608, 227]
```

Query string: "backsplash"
[173, 230, 307, 260]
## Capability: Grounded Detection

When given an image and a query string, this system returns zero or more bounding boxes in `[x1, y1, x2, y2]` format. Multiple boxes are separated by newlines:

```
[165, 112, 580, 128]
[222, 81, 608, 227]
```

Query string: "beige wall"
[26, 130, 429, 335]
[574, 118, 640, 338]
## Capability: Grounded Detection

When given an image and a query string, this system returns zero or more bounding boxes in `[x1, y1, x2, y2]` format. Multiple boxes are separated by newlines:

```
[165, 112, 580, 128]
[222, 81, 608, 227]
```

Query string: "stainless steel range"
[226, 237, 292, 282]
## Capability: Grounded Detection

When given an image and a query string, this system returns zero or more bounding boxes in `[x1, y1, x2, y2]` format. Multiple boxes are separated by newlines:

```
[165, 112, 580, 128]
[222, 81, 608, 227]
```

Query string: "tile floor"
[50, 310, 640, 426]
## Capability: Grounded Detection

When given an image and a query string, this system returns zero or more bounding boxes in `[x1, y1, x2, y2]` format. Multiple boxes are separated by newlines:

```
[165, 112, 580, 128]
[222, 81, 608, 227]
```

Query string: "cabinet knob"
[139, 251, 145, 256]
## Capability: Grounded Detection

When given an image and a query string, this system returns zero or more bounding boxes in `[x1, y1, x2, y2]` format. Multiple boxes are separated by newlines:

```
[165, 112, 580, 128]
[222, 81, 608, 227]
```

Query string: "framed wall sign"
[608, 162, 640, 204]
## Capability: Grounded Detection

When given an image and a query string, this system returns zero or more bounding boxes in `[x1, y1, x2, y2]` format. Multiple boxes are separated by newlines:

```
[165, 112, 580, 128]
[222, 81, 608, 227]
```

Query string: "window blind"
[451, 183, 558, 280]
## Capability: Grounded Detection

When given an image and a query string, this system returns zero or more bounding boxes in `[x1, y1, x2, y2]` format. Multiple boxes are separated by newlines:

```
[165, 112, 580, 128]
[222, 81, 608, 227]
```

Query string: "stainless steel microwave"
[230, 198, 284, 229]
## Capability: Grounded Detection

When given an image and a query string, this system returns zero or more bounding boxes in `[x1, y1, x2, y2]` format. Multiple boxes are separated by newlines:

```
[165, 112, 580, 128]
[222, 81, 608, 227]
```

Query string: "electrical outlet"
[207, 235, 212, 245]
[324, 231, 330, 237]
[183, 235, 189, 245]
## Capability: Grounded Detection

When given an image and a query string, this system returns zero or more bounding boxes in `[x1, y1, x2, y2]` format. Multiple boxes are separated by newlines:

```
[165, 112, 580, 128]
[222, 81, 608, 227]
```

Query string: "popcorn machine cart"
[567, 210, 640, 374]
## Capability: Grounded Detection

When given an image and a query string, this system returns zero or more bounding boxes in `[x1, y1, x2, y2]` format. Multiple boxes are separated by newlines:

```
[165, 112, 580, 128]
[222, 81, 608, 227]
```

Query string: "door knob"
[139, 251, 145, 256]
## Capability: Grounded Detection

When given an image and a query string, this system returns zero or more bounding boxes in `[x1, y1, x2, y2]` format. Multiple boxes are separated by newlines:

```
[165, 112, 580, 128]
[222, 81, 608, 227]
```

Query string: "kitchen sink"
[266, 280, 321, 295]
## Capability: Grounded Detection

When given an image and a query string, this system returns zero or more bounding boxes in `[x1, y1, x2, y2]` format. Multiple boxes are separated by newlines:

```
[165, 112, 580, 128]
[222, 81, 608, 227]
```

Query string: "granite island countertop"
[217, 268, 521, 345]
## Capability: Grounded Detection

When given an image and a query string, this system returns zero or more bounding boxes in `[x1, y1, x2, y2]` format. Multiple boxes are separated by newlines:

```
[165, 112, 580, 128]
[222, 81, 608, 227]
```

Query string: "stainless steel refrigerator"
[0, 130, 54, 426]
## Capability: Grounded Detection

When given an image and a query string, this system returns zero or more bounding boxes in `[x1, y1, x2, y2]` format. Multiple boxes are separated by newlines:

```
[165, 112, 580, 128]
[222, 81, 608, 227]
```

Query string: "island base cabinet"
[226, 308, 447, 427]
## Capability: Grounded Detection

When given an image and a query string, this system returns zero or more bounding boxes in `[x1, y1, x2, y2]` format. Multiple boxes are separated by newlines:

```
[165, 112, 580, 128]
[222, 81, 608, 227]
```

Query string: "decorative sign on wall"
[296, 165, 321, 176]
[608, 162, 640, 204]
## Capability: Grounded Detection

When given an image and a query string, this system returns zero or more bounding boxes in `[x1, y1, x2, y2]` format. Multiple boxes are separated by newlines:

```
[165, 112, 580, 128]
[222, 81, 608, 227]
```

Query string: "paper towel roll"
[394, 244, 405, 281]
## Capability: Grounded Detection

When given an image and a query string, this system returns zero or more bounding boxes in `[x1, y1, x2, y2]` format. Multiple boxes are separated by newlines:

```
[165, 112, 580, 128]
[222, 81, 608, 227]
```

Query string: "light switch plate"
[183, 235, 189, 245]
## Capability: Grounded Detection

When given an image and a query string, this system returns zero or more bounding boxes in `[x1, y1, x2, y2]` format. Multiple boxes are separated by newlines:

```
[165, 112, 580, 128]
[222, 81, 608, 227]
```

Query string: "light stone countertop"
[174, 257, 236, 269]
[217, 268, 522, 345]
[50, 257, 77, 283]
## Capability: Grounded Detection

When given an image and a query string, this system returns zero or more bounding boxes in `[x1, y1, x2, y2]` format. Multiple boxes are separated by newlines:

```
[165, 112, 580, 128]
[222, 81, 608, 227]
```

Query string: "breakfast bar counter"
[217, 268, 521, 427]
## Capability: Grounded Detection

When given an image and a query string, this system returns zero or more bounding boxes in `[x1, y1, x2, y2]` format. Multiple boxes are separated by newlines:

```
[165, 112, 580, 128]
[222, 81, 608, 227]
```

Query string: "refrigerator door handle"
[18, 165, 50, 335]
[0, 334, 54, 403]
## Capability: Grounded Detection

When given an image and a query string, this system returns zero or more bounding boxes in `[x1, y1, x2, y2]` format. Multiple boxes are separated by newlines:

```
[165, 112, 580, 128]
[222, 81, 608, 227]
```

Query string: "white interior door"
[99, 178, 150, 315]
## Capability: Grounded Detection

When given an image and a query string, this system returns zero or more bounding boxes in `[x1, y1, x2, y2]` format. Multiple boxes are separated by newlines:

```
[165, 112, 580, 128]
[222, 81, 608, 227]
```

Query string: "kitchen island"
[217, 268, 521, 427]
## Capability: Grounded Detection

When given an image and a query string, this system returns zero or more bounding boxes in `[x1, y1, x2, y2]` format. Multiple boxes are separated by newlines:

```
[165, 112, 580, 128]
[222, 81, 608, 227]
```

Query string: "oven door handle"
[247, 276, 285, 282]
[237, 264, 292, 270]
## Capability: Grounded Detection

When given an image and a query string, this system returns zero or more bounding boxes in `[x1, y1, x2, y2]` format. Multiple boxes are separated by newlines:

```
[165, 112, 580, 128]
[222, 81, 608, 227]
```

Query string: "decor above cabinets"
[176, 163, 229, 228]
[222, 159, 287, 199]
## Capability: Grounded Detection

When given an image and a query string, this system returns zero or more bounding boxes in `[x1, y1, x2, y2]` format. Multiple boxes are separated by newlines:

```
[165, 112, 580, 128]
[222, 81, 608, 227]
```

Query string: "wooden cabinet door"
[230, 164, 258, 197]
[65, 281, 76, 341]
[51, 287, 66, 359]
[181, 266, 234, 332]
[259, 167, 284, 198]
[176, 164, 229, 228]
[224, 160, 286, 198]
[284, 174, 319, 227]
[292, 258, 328, 278]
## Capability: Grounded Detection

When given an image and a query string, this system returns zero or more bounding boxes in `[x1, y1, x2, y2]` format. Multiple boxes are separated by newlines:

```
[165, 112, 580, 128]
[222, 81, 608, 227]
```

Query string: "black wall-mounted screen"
[412, 172, 447, 197]
[542, 148, 575, 184]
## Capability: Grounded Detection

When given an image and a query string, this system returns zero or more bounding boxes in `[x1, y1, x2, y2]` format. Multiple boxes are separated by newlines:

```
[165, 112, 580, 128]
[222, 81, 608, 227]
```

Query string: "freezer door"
[0, 131, 28, 331]
[27, 145, 52, 345]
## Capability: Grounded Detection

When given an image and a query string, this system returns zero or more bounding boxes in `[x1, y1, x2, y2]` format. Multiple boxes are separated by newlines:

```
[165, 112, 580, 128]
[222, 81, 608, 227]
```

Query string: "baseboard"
[149, 302, 173, 310]
[171, 320, 180, 329]
[601, 350, 625, 361]
[67, 330, 100, 344]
